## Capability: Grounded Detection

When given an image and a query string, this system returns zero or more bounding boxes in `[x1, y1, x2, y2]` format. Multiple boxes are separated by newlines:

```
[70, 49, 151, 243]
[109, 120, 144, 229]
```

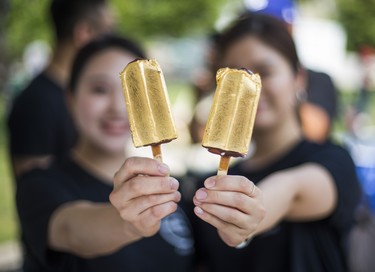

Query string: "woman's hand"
[193, 175, 265, 247]
[110, 157, 181, 239]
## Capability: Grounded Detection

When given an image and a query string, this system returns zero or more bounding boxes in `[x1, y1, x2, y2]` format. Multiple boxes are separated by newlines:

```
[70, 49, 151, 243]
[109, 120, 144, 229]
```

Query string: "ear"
[296, 67, 307, 91]
[294, 67, 307, 99]
[72, 21, 94, 48]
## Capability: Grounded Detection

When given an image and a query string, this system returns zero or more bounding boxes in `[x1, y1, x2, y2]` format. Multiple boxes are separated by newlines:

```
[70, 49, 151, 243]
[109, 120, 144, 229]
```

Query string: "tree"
[5, 0, 51, 59]
[336, 0, 375, 51]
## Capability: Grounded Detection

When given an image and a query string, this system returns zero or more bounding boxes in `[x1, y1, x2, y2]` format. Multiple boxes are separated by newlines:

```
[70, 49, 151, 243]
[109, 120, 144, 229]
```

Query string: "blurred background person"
[7, 0, 114, 178]
[354, 45, 374, 114]
[342, 44, 375, 272]
[189, 13, 360, 272]
[16, 34, 195, 272]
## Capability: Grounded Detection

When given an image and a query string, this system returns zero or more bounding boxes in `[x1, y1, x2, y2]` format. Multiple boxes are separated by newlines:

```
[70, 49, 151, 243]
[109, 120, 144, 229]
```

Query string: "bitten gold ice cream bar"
[120, 59, 177, 161]
[202, 67, 261, 174]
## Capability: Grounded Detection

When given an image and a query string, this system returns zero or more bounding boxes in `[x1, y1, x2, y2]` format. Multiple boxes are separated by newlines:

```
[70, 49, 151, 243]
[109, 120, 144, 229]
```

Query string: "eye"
[256, 69, 272, 79]
[91, 84, 109, 95]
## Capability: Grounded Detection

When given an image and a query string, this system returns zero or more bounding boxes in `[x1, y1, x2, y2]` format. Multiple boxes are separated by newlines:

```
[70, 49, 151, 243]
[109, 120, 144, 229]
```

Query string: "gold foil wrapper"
[202, 68, 261, 157]
[120, 59, 177, 147]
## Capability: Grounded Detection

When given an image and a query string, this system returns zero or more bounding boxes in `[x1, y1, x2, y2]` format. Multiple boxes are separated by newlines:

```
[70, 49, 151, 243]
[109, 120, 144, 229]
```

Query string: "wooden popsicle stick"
[151, 144, 163, 162]
[217, 155, 230, 175]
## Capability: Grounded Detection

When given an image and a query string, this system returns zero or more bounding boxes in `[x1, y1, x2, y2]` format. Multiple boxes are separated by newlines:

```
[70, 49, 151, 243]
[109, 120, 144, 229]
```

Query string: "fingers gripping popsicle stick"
[202, 68, 261, 175]
[120, 59, 177, 162]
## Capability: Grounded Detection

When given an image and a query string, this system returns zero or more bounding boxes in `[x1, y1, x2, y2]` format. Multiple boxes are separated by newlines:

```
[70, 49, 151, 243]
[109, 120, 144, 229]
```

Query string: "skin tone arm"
[48, 157, 181, 258]
[12, 155, 53, 177]
[299, 103, 331, 143]
[193, 163, 336, 247]
[257, 163, 336, 228]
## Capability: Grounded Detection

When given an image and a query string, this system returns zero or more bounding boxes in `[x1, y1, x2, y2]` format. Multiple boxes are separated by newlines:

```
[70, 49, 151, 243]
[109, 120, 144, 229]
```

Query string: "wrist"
[122, 222, 143, 243]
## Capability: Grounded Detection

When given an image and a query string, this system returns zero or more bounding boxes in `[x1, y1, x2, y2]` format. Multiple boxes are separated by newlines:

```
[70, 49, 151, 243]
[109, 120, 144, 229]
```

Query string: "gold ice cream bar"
[202, 68, 261, 158]
[120, 59, 177, 149]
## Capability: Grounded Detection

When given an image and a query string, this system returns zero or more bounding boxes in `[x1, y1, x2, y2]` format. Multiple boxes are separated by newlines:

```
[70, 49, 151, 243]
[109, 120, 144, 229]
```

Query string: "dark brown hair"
[217, 13, 300, 74]
[50, 0, 108, 42]
[69, 34, 146, 92]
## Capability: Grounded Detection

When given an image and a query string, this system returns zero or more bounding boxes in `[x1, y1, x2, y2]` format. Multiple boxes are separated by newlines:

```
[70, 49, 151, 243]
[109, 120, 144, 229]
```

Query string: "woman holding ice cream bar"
[16, 35, 195, 272]
[191, 13, 360, 272]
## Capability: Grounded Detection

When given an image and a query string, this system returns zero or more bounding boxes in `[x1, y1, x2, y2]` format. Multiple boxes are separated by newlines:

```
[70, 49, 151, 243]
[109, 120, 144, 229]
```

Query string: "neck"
[45, 41, 76, 88]
[249, 118, 302, 169]
[72, 142, 126, 184]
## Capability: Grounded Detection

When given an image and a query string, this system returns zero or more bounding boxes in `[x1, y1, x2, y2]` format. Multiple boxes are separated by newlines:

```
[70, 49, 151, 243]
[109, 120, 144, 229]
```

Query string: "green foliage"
[5, 0, 52, 59]
[0, 97, 18, 243]
[336, 0, 375, 51]
[4, 0, 228, 59]
[112, 0, 227, 40]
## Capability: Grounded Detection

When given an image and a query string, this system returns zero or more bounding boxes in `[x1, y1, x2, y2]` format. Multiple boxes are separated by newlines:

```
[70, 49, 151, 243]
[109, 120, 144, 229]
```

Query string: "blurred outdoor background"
[0, 0, 374, 270]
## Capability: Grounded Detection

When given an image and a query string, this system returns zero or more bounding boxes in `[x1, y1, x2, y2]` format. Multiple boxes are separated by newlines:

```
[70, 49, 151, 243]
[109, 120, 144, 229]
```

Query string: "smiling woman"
[68, 48, 134, 157]
[189, 13, 361, 272]
[15, 35, 195, 272]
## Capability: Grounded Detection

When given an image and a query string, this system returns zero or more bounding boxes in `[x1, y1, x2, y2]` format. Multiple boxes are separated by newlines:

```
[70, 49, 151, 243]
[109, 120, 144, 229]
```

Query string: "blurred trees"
[4, 0, 228, 59]
[0, 0, 10, 88]
[113, 0, 228, 39]
[1, 0, 230, 93]
[5, 0, 51, 59]
[336, 0, 375, 51]
[4, 0, 375, 58]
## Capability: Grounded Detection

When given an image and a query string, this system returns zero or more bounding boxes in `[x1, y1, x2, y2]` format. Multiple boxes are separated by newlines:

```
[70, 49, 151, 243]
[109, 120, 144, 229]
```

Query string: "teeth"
[202, 68, 262, 157]
[120, 59, 178, 148]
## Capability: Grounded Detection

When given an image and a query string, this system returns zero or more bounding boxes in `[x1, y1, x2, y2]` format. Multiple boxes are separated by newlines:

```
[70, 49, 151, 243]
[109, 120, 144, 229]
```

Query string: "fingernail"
[169, 177, 179, 190]
[194, 199, 202, 205]
[196, 189, 207, 200]
[195, 206, 204, 215]
[158, 163, 170, 175]
[175, 191, 181, 201]
[205, 178, 215, 188]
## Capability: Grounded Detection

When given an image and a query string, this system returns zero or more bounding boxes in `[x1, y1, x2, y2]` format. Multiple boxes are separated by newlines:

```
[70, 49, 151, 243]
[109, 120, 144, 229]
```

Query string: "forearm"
[254, 164, 336, 235]
[13, 155, 52, 177]
[49, 201, 141, 258]
[255, 172, 298, 235]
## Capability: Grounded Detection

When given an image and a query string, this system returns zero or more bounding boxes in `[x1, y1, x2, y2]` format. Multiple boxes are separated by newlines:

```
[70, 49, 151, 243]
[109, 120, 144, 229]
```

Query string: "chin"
[102, 145, 126, 156]
[99, 138, 127, 154]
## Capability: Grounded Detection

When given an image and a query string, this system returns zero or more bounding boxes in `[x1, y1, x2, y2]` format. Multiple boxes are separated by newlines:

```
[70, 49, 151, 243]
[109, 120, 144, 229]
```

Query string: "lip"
[101, 120, 129, 136]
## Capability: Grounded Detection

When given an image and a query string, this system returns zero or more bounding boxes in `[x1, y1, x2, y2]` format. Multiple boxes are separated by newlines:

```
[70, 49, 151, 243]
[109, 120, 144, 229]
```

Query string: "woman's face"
[71, 49, 135, 155]
[221, 35, 302, 131]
